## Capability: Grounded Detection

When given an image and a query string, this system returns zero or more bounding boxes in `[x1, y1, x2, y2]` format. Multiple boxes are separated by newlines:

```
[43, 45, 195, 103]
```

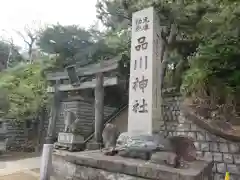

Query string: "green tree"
[37, 24, 96, 67]
[97, 0, 240, 116]
[38, 23, 125, 69]
[96, 0, 217, 88]
[0, 41, 9, 69]
[181, 1, 240, 109]
[0, 59, 54, 121]
[0, 41, 23, 70]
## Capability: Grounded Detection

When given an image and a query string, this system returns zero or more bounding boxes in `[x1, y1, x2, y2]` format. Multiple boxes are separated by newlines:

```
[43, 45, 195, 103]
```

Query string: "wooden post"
[94, 72, 104, 143]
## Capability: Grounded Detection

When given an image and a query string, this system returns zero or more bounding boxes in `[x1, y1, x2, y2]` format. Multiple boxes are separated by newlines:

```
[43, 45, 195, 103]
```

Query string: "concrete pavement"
[0, 170, 39, 180]
[0, 156, 40, 176]
[0, 153, 56, 179]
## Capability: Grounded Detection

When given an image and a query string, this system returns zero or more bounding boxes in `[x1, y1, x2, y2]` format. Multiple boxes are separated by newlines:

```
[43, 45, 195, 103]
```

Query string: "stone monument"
[115, 7, 173, 161]
[54, 110, 84, 151]
[104, 7, 198, 168]
[128, 6, 162, 135]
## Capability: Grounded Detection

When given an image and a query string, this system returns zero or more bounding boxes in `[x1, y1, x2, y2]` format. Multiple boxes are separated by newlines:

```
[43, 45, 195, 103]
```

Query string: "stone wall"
[0, 120, 36, 150]
[160, 93, 240, 180]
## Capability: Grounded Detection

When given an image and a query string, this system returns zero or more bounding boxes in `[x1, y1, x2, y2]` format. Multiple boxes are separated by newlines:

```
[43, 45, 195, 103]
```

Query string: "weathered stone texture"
[162, 93, 240, 179]
[52, 150, 213, 180]
[223, 154, 233, 163]
[0, 120, 35, 150]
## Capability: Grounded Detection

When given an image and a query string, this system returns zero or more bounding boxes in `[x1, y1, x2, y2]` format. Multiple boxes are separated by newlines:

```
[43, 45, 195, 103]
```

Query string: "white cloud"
[0, 0, 98, 48]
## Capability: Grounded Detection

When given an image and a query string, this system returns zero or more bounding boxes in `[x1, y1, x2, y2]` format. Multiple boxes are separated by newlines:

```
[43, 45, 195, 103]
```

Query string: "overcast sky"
[0, 0, 99, 50]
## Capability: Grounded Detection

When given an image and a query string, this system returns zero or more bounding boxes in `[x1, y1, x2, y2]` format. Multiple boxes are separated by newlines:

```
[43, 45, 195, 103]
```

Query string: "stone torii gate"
[40, 57, 123, 180]
[46, 57, 122, 145]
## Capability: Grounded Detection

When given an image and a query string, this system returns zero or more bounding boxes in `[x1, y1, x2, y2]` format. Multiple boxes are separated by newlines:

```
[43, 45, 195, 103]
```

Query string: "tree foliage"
[38, 24, 92, 54]
[37, 24, 114, 68]
[96, 0, 220, 88]
[0, 41, 23, 69]
[97, 0, 240, 114]
[181, 20, 240, 110]
[0, 60, 54, 121]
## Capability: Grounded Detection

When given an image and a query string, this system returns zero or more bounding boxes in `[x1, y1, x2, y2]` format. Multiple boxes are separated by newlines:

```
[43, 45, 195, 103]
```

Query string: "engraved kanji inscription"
[132, 75, 148, 93]
[135, 17, 150, 32]
[132, 100, 139, 113]
[133, 56, 148, 70]
[140, 56, 148, 70]
[134, 60, 137, 70]
[135, 36, 148, 51]
[139, 76, 148, 93]
[135, 18, 142, 32]
[132, 99, 148, 113]
[145, 56, 148, 69]
[140, 57, 142, 68]
[139, 99, 148, 113]
[132, 77, 139, 91]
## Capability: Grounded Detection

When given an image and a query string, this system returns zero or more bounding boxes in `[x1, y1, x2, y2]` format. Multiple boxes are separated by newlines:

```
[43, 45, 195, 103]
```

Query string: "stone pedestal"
[54, 132, 85, 151]
[52, 150, 213, 180]
[58, 132, 84, 144]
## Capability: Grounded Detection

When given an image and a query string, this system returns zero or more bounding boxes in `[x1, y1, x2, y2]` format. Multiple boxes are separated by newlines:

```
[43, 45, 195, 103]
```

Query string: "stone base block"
[54, 142, 85, 152]
[52, 150, 213, 180]
[58, 132, 84, 144]
[86, 142, 103, 150]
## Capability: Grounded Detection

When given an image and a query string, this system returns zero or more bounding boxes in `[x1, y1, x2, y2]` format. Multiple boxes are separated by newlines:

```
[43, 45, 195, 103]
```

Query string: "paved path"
[0, 170, 39, 180]
[0, 169, 56, 180]
[0, 156, 40, 176]
[0, 153, 55, 179]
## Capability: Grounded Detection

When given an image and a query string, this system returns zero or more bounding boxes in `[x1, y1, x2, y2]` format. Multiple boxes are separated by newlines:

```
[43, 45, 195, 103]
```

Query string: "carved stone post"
[94, 72, 104, 144]
[45, 81, 61, 144]
[40, 80, 61, 180]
